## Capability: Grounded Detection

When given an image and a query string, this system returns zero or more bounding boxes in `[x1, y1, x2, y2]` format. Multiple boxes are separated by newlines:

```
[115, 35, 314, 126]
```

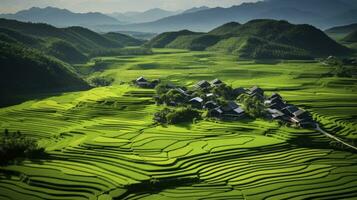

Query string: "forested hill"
[0, 18, 144, 63]
[0, 42, 90, 107]
[147, 19, 352, 59]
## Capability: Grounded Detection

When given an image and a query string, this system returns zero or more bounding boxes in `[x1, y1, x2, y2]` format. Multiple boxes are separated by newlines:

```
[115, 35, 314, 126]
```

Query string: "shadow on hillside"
[0, 88, 91, 108]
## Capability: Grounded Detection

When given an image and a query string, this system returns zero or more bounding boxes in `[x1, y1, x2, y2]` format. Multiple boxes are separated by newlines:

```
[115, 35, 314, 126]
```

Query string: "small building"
[206, 93, 214, 98]
[204, 101, 218, 109]
[136, 76, 148, 83]
[150, 79, 161, 87]
[233, 87, 246, 97]
[281, 105, 299, 117]
[267, 108, 288, 121]
[221, 101, 245, 119]
[136, 82, 151, 88]
[249, 86, 264, 99]
[222, 107, 245, 119]
[189, 97, 204, 109]
[175, 88, 189, 97]
[269, 101, 287, 110]
[211, 79, 224, 86]
[195, 80, 211, 89]
[265, 97, 285, 107]
[208, 107, 223, 118]
[269, 93, 282, 100]
[292, 109, 311, 120]
[291, 117, 316, 128]
[249, 86, 264, 95]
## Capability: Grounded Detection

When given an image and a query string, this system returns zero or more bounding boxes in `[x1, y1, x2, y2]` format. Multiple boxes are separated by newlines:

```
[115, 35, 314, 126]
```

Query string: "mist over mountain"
[0, 7, 122, 27]
[110, 8, 181, 23]
[96, 0, 357, 33]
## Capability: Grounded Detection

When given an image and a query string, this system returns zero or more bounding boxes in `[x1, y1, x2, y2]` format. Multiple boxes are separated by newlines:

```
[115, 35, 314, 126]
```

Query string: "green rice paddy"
[0, 49, 357, 199]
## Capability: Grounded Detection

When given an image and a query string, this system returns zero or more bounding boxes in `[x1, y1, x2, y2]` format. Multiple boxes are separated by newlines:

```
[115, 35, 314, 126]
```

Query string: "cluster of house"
[133, 76, 160, 88]
[186, 79, 246, 120]
[134, 76, 316, 128]
[264, 93, 316, 128]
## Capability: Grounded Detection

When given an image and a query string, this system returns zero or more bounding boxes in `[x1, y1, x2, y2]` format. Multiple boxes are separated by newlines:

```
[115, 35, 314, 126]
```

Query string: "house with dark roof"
[204, 101, 218, 109]
[134, 76, 159, 88]
[267, 108, 289, 121]
[220, 101, 245, 119]
[208, 107, 223, 118]
[289, 109, 315, 128]
[269, 101, 287, 110]
[233, 87, 246, 97]
[249, 86, 264, 99]
[195, 80, 211, 89]
[293, 109, 311, 119]
[281, 105, 299, 117]
[291, 117, 316, 128]
[269, 93, 282, 100]
[189, 97, 204, 109]
[211, 79, 224, 86]
[175, 88, 189, 97]
[265, 97, 286, 110]
[136, 76, 148, 83]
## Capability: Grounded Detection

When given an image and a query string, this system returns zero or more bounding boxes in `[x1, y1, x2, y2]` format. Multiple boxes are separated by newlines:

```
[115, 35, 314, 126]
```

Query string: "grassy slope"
[0, 19, 145, 63]
[0, 42, 90, 107]
[0, 49, 356, 199]
[150, 20, 351, 59]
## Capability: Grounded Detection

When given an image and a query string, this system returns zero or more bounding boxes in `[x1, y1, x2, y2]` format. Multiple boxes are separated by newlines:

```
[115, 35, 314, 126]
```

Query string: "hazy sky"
[0, 0, 259, 14]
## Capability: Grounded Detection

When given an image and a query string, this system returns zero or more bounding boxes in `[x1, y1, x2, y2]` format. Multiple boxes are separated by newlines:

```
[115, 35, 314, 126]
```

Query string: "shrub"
[238, 94, 266, 118]
[154, 108, 201, 124]
[212, 84, 235, 100]
[0, 129, 46, 165]
[88, 76, 114, 87]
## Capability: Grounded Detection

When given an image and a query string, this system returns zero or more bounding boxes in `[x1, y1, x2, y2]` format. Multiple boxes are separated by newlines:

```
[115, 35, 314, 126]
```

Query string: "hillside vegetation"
[147, 19, 351, 59]
[0, 42, 90, 106]
[1, 49, 356, 199]
[0, 18, 145, 63]
[343, 30, 357, 43]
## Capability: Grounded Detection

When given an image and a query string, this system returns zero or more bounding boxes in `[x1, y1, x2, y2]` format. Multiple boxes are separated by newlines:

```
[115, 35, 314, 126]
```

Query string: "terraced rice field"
[1, 49, 357, 199]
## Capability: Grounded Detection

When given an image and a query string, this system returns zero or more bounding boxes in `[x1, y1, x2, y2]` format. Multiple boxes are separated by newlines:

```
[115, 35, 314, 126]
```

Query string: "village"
[133, 76, 316, 128]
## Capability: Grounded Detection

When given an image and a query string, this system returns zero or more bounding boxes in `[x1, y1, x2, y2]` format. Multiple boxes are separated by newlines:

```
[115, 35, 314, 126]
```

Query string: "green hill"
[167, 34, 222, 50]
[45, 39, 88, 63]
[0, 27, 42, 47]
[149, 19, 351, 59]
[145, 30, 200, 48]
[103, 32, 143, 46]
[0, 18, 144, 62]
[0, 41, 90, 106]
[343, 30, 357, 43]
[209, 22, 241, 35]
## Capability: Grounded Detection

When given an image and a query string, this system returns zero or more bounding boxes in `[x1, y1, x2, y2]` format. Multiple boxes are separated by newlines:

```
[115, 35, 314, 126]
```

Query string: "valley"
[1, 49, 356, 200]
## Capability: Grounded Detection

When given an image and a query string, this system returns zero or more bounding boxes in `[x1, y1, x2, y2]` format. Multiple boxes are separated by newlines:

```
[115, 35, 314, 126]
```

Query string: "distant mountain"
[147, 20, 351, 59]
[343, 30, 357, 43]
[103, 32, 143, 46]
[0, 41, 89, 107]
[182, 6, 210, 14]
[209, 22, 241, 35]
[0, 7, 121, 27]
[110, 8, 180, 23]
[103, 0, 357, 33]
[325, 23, 357, 35]
[146, 30, 201, 48]
[116, 31, 157, 40]
[0, 18, 144, 63]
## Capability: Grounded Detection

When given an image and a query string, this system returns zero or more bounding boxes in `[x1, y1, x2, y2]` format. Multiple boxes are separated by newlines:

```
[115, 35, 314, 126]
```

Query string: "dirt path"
[315, 124, 357, 151]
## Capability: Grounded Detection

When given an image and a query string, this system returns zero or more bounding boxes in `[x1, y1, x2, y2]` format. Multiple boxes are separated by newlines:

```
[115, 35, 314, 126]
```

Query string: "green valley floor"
[0, 49, 357, 200]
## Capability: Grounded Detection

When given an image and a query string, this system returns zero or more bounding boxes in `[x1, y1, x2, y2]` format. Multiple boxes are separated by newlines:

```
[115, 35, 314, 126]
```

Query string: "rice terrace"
[1, 0, 357, 200]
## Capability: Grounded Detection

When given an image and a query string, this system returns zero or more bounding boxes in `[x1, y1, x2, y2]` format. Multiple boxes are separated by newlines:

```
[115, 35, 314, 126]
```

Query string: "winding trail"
[315, 124, 357, 151]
